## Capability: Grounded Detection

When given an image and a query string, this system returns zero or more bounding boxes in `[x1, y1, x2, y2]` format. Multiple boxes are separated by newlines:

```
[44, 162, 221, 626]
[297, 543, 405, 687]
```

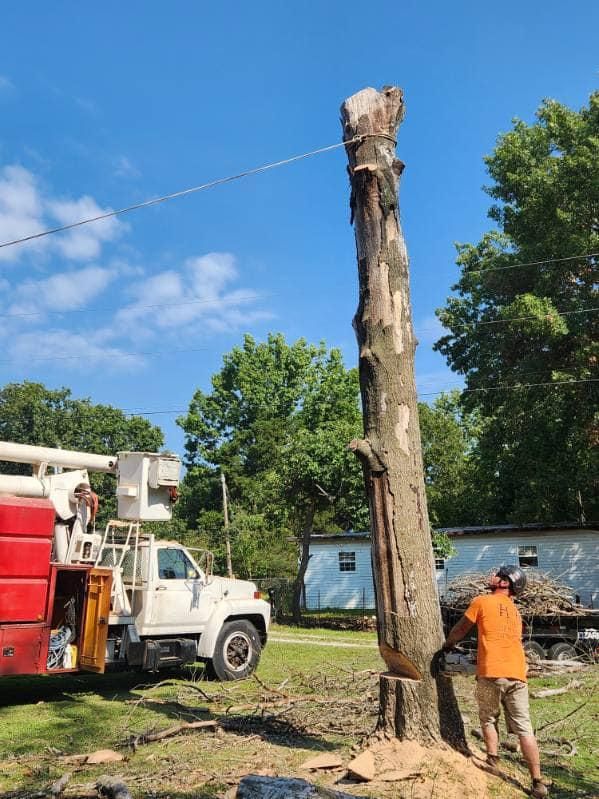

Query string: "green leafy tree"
[418, 391, 479, 526]
[177, 334, 368, 596]
[436, 93, 598, 522]
[0, 381, 164, 522]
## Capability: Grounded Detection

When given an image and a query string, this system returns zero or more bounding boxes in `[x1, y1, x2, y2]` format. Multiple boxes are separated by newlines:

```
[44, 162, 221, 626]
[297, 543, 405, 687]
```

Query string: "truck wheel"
[206, 620, 261, 681]
[523, 640, 545, 663]
[548, 642, 577, 661]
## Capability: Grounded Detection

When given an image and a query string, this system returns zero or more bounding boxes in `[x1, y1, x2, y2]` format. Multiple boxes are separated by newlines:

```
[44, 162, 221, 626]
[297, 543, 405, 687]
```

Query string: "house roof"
[308, 531, 370, 543]
[308, 523, 597, 543]
[438, 523, 598, 537]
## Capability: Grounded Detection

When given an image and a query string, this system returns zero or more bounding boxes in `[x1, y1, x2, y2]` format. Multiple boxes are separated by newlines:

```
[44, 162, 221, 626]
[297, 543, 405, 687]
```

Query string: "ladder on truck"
[95, 520, 145, 621]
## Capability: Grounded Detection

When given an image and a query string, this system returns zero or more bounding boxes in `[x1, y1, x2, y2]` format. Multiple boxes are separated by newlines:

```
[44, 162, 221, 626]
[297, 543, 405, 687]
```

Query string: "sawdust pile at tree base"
[362, 739, 490, 798]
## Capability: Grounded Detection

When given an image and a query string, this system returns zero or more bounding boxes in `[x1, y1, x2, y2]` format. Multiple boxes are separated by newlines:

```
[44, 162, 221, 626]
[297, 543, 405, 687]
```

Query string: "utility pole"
[221, 470, 233, 578]
[341, 86, 464, 745]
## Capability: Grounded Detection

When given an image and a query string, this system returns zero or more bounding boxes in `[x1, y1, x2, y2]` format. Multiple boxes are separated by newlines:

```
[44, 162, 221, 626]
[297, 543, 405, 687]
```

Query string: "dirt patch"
[355, 739, 491, 798]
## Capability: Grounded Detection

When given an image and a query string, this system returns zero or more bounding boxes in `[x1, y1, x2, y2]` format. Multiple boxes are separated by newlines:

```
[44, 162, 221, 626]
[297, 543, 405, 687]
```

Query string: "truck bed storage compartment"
[0, 497, 55, 537]
[0, 578, 50, 623]
[0, 623, 50, 675]
[46, 566, 89, 671]
[0, 497, 55, 623]
[46, 566, 111, 673]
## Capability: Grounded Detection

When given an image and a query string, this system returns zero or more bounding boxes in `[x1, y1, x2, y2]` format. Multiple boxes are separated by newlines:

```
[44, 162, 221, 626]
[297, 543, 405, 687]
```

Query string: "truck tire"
[205, 620, 261, 681]
[523, 640, 545, 663]
[548, 642, 577, 661]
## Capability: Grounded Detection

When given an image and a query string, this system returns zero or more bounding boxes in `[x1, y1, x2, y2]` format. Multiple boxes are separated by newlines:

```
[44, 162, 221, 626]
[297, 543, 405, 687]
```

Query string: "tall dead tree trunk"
[341, 86, 465, 746]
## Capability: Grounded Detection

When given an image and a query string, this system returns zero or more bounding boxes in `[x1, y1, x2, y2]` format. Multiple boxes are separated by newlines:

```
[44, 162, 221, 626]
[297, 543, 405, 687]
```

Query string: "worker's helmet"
[496, 565, 527, 596]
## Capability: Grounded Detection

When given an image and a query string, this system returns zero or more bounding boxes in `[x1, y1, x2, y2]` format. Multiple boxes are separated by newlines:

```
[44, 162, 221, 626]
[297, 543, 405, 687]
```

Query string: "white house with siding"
[304, 532, 375, 610]
[304, 525, 599, 610]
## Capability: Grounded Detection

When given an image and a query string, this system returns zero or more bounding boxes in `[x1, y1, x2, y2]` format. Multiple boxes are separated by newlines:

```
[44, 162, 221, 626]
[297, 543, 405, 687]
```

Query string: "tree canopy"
[435, 93, 598, 522]
[176, 334, 368, 580]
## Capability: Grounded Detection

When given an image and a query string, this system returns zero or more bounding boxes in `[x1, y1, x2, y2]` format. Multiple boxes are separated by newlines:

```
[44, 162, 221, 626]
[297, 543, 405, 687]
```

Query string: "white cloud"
[47, 195, 124, 260]
[0, 165, 46, 260]
[7, 266, 116, 317]
[0, 164, 125, 263]
[115, 252, 271, 337]
[5, 329, 146, 373]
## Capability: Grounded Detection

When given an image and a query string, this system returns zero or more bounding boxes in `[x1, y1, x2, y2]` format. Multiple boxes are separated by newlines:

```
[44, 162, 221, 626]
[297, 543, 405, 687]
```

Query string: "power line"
[419, 377, 599, 397]
[0, 136, 369, 252]
[443, 306, 599, 332]
[2, 292, 596, 335]
[1, 305, 597, 367]
[0, 345, 210, 366]
[119, 377, 598, 417]
[0, 292, 269, 320]
[462, 251, 599, 276]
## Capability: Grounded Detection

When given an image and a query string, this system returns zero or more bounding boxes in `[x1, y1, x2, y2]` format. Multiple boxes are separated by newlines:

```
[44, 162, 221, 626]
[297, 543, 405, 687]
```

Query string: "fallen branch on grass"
[252, 672, 291, 698]
[528, 659, 587, 674]
[530, 679, 582, 698]
[124, 719, 217, 749]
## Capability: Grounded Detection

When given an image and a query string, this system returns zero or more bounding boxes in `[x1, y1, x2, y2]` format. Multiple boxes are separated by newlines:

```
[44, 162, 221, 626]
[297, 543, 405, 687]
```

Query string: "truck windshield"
[157, 548, 199, 580]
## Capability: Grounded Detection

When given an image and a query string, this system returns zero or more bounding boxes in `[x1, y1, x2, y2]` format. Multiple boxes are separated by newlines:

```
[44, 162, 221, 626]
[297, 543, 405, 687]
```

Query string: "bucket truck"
[0, 441, 270, 681]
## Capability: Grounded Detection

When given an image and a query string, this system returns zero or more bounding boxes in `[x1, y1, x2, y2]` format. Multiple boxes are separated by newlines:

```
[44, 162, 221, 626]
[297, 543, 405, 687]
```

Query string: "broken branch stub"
[341, 86, 465, 746]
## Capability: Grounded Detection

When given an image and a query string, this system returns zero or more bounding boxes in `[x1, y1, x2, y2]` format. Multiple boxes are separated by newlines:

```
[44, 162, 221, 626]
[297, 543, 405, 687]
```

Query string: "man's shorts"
[475, 677, 534, 737]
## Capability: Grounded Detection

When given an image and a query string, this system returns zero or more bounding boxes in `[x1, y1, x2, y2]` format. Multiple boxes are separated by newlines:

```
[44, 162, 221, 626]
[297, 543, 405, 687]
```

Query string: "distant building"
[304, 524, 598, 610]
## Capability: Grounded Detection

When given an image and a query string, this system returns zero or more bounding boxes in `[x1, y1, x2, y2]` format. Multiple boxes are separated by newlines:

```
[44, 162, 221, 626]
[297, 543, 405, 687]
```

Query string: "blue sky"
[0, 2, 597, 454]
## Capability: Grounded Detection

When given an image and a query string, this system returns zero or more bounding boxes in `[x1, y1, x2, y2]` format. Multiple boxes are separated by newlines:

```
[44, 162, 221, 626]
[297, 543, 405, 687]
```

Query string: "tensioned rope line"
[0, 135, 378, 251]
[116, 377, 599, 416]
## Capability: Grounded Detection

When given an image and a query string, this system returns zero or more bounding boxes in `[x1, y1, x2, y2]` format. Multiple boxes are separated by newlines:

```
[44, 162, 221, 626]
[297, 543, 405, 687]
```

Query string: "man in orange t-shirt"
[444, 565, 547, 798]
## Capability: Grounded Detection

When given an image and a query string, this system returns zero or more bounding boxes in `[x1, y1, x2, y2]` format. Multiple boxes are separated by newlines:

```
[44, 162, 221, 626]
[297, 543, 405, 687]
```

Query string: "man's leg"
[482, 722, 499, 758]
[475, 678, 501, 762]
[519, 734, 542, 780]
[503, 681, 547, 797]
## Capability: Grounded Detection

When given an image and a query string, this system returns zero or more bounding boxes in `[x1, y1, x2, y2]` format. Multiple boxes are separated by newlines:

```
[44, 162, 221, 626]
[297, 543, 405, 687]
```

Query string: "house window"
[433, 545, 445, 570]
[338, 551, 356, 572]
[518, 545, 538, 568]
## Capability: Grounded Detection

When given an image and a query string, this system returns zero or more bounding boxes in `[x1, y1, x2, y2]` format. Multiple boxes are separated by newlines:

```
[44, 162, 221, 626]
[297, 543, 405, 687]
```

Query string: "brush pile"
[444, 570, 589, 616]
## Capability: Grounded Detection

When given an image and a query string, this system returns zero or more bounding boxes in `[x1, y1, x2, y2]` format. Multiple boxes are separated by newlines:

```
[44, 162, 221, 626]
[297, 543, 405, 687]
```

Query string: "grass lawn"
[0, 624, 596, 798]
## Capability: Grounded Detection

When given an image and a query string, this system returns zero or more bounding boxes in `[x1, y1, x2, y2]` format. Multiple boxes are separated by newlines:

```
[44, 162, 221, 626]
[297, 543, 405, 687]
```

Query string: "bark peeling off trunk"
[341, 87, 465, 746]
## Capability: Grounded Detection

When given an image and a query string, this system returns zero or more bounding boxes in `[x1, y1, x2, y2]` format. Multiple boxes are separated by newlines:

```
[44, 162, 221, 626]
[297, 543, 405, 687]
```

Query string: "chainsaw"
[439, 644, 477, 675]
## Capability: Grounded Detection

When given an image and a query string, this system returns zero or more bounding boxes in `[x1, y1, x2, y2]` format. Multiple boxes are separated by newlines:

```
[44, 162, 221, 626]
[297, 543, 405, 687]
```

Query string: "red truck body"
[0, 497, 111, 676]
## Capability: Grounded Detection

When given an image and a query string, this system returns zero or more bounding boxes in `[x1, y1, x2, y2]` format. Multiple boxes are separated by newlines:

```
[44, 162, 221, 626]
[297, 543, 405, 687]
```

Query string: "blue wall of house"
[305, 528, 598, 609]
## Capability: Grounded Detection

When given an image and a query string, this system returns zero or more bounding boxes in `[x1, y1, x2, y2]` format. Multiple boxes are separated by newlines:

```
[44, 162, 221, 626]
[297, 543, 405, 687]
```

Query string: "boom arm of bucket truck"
[0, 441, 180, 564]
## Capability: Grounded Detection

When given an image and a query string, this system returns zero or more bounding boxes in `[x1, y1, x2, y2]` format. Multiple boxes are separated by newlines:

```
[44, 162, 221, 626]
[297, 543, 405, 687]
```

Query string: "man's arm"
[444, 615, 474, 651]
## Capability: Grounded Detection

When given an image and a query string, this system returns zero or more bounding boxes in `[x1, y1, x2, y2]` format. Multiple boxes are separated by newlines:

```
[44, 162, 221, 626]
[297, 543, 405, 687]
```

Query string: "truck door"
[149, 547, 214, 632]
[79, 568, 112, 673]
